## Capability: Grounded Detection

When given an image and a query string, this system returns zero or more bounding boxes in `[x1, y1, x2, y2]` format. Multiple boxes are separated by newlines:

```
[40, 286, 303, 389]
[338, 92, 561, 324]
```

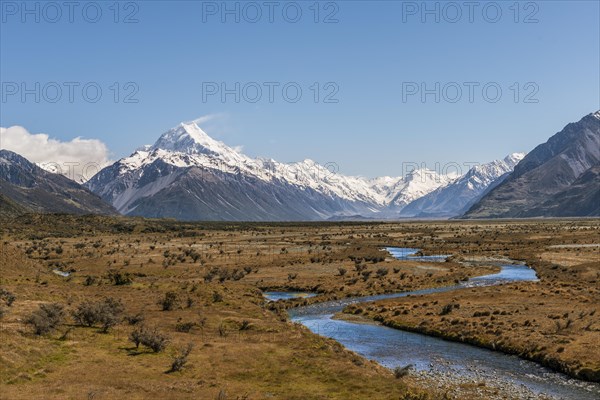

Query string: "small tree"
[98, 298, 124, 332]
[355, 263, 367, 273]
[361, 270, 372, 281]
[168, 343, 194, 373]
[72, 300, 98, 327]
[175, 321, 195, 333]
[129, 325, 169, 352]
[83, 275, 98, 286]
[0, 288, 16, 306]
[72, 298, 124, 332]
[158, 291, 178, 311]
[212, 292, 223, 303]
[129, 325, 145, 349]
[145, 327, 169, 352]
[26, 303, 64, 335]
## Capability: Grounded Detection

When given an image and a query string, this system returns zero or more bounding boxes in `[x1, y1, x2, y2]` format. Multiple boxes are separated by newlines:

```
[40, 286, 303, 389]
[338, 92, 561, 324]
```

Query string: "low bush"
[0, 288, 16, 306]
[125, 313, 145, 325]
[175, 321, 195, 333]
[393, 364, 413, 379]
[72, 297, 124, 332]
[26, 303, 64, 335]
[106, 269, 132, 285]
[168, 343, 193, 373]
[129, 325, 169, 352]
[83, 275, 98, 286]
[158, 291, 178, 311]
[440, 304, 454, 316]
[376, 268, 389, 278]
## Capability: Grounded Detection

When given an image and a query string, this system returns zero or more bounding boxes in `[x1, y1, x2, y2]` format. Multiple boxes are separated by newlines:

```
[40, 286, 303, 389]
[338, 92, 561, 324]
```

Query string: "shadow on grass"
[119, 345, 154, 356]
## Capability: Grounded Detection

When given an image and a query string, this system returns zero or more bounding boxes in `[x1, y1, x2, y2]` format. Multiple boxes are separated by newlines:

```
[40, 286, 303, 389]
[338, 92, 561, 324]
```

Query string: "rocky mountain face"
[85, 111, 598, 222]
[464, 111, 600, 218]
[400, 153, 525, 218]
[85, 123, 457, 221]
[0, 150, 117, 216]
[6, 111, 597, 221]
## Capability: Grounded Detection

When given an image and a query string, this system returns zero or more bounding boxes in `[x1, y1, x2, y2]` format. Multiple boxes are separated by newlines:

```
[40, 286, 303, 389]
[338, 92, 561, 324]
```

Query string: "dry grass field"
[343, 220, 600, 382]
[0, 214, 598, 399]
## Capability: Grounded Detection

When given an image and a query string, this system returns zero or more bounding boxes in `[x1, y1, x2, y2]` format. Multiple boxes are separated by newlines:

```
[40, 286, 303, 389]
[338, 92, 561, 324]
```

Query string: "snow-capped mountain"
[465, 111, 600, 218]
[387, 169, 456, 210]
[400, 153, 525, 218]
[85, 122, 455, 221]
[87, 123, 406, 220]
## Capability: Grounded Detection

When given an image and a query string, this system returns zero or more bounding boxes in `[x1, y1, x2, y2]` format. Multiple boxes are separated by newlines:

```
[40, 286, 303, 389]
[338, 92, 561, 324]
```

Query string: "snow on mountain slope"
[400, 153, 526, 217]
[85, 122, 468, 220]
[388, 168, 456, 209]
[368, 176, 406, 203]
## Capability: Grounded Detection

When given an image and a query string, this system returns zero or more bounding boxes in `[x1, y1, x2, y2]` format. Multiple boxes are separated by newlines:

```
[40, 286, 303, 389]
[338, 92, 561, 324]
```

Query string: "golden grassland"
[0, 214, 598, 399]
[342, 221, 600, 382]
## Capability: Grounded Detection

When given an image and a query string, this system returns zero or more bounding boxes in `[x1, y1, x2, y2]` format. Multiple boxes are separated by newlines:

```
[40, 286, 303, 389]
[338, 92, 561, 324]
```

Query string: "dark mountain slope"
[0, 150, 117, 216]
[464, 111, 600, 218]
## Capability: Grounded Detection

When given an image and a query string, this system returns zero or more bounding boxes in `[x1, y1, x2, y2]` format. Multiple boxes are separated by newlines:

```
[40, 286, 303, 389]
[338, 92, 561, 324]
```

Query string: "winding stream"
[265, 248, 600, 399]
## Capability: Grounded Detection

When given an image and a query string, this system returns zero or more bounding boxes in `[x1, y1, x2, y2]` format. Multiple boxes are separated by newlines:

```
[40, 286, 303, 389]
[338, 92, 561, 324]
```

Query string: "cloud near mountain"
[0, 125, 112, 183]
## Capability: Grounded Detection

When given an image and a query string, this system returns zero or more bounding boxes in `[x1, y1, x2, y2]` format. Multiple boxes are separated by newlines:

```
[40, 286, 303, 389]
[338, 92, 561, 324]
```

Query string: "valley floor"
[0, 215, 598, 399]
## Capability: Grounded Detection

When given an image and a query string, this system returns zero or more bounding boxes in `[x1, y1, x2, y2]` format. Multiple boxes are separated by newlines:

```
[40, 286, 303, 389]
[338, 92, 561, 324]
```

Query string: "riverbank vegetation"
[342, 220, 600, 383]
[1, 214, 598, 398]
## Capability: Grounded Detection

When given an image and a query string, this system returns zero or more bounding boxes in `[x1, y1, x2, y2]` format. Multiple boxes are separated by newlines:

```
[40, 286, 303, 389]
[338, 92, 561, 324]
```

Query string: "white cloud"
[187, 113, 232, 138]
[0, 126, 112, 183]
[188, 113, 245, 152]
[190, 114, 223, 125]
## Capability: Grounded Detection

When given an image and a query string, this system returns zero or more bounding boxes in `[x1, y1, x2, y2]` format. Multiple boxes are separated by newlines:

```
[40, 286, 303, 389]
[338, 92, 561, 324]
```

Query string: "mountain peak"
[152, 122, 224, 156]
[503, 152, 526, 166]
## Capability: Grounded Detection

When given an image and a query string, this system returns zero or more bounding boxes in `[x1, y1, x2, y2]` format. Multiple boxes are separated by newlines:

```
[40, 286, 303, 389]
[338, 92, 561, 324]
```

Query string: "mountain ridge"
[0, 149, 117, 216]
[84, 122, 525, 221]
[401, 153, 525, 218]
[464, 111, 600, 218]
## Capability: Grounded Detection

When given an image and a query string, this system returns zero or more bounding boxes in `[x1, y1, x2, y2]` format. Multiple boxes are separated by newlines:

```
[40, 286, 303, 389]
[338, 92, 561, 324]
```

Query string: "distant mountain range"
[0, 150, 117, 217]
[400, 153, 525, 218]
[82, 122, 484, 221]
[2, 111, 598, 220]
[464, 111, 600, 218]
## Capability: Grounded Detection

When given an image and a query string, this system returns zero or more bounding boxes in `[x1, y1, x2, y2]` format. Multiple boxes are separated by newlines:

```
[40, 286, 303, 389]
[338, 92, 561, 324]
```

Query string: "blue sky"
[1, 0, 599, 178]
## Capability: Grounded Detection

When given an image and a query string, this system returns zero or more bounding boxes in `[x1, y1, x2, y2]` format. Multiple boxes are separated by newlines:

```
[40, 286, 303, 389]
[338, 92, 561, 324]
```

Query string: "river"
[264, 248, 600, 399]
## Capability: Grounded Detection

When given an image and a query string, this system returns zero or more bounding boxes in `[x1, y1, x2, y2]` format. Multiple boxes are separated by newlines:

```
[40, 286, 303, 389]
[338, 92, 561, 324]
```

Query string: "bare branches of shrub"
[72, 297, 124, 332]
[129, 325, 169, 352]
[26, 303, 64, 335]
[168, 342, 193, 373]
